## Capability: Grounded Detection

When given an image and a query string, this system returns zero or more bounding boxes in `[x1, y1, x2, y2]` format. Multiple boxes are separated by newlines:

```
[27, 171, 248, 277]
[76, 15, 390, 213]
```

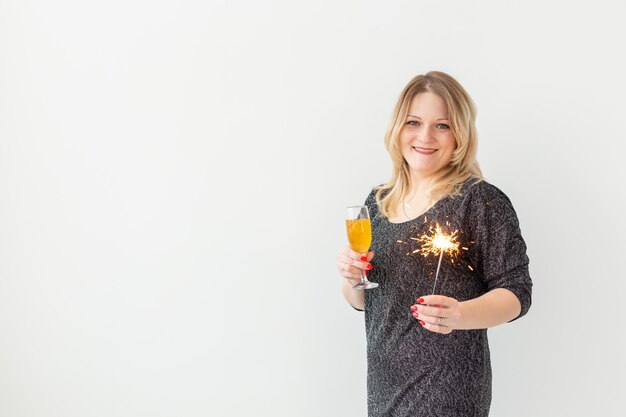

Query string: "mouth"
[412, 146, 438, 155]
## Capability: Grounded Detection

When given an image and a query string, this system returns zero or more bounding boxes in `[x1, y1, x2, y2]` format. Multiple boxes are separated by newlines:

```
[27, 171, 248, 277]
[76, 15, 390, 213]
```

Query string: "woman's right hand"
[336, 246, 374, 285]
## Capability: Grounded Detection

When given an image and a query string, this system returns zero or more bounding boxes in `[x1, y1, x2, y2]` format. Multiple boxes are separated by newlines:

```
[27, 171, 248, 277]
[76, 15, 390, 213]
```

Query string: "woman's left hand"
[410, 295, 462, 335]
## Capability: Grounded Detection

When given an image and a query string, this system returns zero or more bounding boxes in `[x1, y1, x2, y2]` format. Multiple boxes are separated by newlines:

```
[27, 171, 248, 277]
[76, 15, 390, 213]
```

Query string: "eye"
[406, 120, 419, 126]
[436, 123, 450, 129]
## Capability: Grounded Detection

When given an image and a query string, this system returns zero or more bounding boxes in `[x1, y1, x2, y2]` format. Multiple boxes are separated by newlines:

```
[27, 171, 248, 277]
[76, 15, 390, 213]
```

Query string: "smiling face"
[400, 92, 456, 182]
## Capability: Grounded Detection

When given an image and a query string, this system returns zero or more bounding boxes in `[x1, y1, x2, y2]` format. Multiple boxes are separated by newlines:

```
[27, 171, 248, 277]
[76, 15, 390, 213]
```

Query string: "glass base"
[352, 281, 379, 290]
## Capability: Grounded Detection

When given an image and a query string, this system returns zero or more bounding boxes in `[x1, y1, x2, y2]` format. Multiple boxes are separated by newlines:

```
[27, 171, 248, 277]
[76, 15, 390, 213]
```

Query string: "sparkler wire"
[431, 250, 444, 294]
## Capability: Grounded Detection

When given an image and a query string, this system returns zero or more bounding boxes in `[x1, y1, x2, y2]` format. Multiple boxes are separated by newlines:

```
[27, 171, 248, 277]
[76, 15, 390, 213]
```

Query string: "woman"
[336, 71, 532, 417]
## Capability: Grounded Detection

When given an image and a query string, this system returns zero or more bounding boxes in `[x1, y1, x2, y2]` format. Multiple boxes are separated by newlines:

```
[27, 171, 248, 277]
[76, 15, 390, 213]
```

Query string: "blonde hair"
[376, 71, 483, 218]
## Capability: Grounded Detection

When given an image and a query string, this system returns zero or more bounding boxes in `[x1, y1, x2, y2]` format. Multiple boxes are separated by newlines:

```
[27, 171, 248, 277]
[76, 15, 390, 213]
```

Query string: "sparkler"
[412, 223, 460, 294]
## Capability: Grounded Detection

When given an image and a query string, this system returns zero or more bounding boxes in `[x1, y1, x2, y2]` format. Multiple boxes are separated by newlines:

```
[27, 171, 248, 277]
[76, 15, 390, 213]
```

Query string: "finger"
[346, 247, 375, 263]
[340, 246, 361, 262]
[416, 312, 447, 326]
[410, 306, 434, 321]
[341, 246, 364, 262]
[340, 267, 362, 281]
[416, 295, 453, 307]
[345, 246, 365, 259]
[413, 304, 447, 318]
[336, 258, 367, 279]
[419, 319, 451, 334]
[338, 253, 373, 273]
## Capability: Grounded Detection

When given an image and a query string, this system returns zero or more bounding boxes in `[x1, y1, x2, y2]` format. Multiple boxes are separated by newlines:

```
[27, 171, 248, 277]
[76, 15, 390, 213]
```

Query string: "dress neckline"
[384, 195, 448, 225]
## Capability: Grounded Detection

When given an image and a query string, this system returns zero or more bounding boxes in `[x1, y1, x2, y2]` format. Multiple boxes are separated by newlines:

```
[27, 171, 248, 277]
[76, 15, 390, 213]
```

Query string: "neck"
[407, 176, 435, 197]
[400, 177, 435, 221]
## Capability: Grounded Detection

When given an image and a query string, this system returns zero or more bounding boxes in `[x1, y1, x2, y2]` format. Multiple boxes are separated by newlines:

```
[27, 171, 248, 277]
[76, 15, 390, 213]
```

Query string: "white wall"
[1, 1, 625, 416]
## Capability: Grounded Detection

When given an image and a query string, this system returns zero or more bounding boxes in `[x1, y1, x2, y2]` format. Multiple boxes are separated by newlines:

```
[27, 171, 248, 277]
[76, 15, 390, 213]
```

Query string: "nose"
[417, 125, 437, 143]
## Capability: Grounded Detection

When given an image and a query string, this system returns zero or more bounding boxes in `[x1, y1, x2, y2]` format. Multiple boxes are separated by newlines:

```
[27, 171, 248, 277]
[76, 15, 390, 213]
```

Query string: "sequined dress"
[361, 179, 532, 417]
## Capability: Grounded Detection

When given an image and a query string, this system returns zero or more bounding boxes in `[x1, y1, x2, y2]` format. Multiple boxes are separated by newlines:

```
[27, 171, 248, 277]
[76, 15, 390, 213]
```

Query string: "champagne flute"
[345, 206, 379, 290]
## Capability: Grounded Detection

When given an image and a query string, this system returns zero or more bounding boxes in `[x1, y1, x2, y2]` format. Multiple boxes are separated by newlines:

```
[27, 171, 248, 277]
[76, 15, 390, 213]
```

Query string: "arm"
[410, 289, 522, 333]
[458, 288, 521, 329]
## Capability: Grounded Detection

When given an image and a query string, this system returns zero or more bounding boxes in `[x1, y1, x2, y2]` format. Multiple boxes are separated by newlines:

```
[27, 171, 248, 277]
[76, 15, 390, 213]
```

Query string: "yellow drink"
[346, 219, 372, 254]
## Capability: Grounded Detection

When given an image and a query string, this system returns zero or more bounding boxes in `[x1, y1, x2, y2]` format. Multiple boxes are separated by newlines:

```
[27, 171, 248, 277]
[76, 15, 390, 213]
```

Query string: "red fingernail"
[366, 264, 373, 270]
[413, 313, 419, 318]
[420, 320, 425, 326]
[365, 270, 369, 277]
[360, 256, 367, 261]
[417, 298, 424, 303]
[410, 305, 417, 311]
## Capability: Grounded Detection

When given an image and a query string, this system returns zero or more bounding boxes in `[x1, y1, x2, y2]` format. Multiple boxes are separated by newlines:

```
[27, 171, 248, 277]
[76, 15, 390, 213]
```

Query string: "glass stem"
[360, 252, 368, 284]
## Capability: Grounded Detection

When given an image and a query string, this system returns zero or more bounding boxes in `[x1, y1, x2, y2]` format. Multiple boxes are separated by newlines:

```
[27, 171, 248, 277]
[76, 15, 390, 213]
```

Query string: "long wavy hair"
[376, 71, 483, 218]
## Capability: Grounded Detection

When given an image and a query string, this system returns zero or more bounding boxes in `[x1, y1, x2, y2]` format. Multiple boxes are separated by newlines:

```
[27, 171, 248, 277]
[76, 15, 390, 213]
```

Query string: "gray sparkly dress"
[361, 179, 532, 417]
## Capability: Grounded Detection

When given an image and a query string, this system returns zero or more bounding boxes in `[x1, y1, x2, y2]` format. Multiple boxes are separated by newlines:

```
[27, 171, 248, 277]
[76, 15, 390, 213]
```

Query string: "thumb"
[367, 251, 375, 261]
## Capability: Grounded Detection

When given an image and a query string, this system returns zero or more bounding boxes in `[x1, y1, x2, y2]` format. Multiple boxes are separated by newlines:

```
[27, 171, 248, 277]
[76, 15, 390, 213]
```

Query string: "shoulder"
[462, 178, 513, 203]
[364, 186, 384, 218]
[459, 178, 520, 225]
[364, 188, 378, 205]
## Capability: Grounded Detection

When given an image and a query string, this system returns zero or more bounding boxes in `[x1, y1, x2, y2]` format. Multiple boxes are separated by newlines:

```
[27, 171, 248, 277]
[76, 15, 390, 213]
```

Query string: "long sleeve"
[469, 182, 533, 320]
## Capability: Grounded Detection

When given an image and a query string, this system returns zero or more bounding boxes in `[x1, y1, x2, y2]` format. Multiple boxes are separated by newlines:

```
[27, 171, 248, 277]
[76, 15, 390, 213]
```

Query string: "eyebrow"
[407, 114, 450, 121]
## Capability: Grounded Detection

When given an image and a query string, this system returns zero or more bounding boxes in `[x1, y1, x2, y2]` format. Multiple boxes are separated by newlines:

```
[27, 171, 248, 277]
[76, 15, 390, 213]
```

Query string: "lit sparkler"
[412, 223, 460, 294]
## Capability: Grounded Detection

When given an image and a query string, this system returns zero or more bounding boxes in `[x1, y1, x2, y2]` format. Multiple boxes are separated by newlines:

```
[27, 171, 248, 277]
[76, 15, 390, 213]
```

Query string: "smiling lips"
[412, 146, 438, 155]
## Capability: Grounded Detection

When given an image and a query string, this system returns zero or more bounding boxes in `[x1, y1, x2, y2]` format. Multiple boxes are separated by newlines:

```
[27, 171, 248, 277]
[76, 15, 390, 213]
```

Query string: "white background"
[1, 1, 625, 416]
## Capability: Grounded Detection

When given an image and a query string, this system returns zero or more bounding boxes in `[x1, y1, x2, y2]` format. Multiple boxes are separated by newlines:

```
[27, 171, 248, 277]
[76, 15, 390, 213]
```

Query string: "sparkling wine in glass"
[345, 206, 379, 290]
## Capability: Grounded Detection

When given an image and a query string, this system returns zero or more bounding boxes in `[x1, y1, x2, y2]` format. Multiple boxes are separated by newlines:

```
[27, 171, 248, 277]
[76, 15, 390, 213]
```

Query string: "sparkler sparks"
[398, 223, 476, 292]
[411, 223, 460, 258]
[412, 223, 460, 294]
